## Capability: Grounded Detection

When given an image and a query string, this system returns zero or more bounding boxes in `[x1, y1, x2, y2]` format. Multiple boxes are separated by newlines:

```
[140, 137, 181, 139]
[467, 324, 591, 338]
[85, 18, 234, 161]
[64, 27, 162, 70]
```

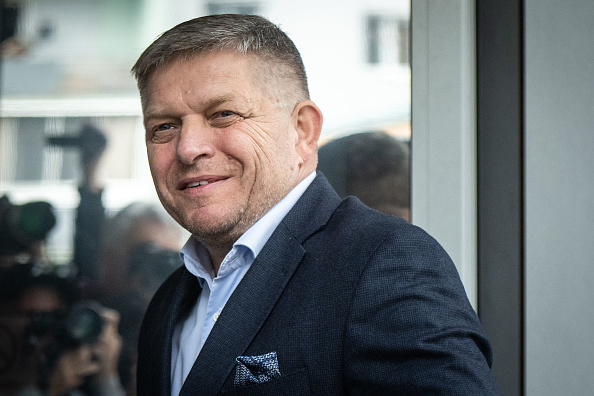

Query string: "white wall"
[525, 0, 594, 394]
[265, 0, 411, 137]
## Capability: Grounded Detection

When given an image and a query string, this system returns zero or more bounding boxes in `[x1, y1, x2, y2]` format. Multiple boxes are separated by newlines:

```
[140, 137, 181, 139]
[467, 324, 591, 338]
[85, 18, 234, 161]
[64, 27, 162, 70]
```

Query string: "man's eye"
[147, 123, 177, 143]
[210, 110, 243, 127]
[157, 123, 173, 131]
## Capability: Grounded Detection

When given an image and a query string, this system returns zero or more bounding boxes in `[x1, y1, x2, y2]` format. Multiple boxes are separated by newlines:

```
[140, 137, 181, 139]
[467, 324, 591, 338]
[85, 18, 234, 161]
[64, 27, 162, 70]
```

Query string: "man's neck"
[208, 249, 230, 276]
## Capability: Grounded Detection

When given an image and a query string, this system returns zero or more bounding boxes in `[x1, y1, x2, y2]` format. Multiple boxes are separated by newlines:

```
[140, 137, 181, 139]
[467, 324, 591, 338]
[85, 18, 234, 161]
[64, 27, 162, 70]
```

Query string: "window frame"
[411, 0, 478, 308]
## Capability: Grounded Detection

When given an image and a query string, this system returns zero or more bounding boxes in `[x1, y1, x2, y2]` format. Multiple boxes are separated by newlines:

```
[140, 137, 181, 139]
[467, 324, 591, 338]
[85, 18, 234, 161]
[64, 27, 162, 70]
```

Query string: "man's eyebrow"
[203, 94, 236, 110]
[142, 109, 174, 128]
[143, 108, 169, 119]
[144, 94, 238, 117]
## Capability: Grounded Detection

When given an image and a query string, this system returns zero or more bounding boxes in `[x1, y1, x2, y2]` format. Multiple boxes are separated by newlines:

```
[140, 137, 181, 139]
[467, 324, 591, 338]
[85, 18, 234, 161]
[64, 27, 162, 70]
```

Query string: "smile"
[179, 176, 227, 190]
[186, 180, 210, 188]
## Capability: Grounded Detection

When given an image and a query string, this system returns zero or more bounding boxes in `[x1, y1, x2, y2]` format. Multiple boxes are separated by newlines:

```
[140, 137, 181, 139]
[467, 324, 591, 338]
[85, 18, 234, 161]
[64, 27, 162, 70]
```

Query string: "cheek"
[234, 123, 295, 167]
[147, 145, 173, 180]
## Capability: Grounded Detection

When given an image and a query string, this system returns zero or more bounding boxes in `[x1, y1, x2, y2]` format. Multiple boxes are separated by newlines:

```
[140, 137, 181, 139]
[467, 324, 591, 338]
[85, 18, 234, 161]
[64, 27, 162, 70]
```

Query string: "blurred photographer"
[46, 125, 184, 395]
[0, 189, 125, 395]
[46, 124, 108, 296]
[1, 269, 125, 396]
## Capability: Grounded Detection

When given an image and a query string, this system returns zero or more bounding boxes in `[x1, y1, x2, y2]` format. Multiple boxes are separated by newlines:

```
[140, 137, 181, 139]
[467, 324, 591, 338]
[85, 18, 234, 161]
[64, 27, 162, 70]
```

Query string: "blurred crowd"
[0, 125, 185, 396]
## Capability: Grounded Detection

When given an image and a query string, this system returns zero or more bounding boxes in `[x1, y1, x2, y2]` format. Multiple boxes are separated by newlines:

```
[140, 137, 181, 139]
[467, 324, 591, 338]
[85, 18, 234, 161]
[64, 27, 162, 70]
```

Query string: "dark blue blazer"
[137, 173, 500, 395]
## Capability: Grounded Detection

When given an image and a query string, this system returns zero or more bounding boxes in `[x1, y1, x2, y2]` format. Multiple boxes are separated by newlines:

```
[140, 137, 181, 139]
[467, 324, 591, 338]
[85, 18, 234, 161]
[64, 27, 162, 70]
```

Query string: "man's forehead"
[144, 54, 245, 94]
[145, 51, 265, 91]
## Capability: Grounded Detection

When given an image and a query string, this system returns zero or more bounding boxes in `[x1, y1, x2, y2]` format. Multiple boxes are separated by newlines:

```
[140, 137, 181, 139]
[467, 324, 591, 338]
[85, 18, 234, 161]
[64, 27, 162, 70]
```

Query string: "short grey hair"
[131, 14, 310, 109]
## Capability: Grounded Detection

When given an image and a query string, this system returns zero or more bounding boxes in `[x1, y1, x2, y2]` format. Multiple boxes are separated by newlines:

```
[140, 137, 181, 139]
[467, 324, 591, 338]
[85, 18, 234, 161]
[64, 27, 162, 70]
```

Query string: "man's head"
[131, 15, 322, 263]
[318, 131, 410, 221]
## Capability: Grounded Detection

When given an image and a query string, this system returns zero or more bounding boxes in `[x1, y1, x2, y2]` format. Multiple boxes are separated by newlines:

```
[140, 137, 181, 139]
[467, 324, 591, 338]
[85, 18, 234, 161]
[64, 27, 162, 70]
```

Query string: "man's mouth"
[180, 176, 227, 190]
[185, 180, 210, 188]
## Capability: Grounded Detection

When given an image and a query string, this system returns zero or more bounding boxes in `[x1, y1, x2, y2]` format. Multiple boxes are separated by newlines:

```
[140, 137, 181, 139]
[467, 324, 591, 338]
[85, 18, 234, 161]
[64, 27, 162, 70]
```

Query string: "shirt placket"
[200, 249, 240, 345]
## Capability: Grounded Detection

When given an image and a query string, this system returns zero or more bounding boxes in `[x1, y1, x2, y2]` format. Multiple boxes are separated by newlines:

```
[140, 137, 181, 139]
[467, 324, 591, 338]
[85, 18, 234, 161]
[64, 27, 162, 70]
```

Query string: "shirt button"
[213, 309, 222, 322]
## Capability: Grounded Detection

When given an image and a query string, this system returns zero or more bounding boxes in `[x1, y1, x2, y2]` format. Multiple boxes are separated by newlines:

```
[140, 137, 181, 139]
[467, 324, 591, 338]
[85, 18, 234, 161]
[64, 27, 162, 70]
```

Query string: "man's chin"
[183, 214, 242, 244]
[189, 227, 242, 252]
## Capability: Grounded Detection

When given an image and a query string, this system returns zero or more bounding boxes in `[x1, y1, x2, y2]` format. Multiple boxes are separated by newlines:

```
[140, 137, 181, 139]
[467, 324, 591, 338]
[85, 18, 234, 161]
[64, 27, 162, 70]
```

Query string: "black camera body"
[46, 124, 107, 157]
[28, 300, 104, 348]
[24, 300, 104, 391]
[0, 300, 104, 390]
[0, 195, 56, 255]
[128, 242, 182, 290]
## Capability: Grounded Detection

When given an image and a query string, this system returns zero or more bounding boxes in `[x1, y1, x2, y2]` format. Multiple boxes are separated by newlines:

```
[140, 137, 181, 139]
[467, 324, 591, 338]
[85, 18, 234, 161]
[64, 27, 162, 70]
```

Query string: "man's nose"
[176, 119, 216, 165]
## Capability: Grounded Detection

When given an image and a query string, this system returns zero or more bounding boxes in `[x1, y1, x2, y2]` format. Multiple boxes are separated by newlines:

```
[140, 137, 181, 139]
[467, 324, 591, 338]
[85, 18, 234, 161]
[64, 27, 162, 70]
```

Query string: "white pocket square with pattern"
[234, 351, 281, 387]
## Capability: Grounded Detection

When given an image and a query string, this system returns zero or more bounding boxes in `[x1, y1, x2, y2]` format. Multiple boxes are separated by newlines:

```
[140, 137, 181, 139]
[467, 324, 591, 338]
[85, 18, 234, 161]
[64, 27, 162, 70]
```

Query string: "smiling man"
[131, 14, 500, 395]
[142, 49, 319, 267]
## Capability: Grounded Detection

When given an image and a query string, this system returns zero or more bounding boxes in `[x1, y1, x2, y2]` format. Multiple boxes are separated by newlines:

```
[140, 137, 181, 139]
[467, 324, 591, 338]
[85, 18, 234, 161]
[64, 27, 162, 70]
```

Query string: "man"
[131, 14, 500, 395]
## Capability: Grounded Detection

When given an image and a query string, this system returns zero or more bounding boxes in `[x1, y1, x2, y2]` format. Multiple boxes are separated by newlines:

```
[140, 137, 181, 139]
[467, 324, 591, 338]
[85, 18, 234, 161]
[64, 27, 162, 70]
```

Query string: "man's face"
[143, 51, 304, 246]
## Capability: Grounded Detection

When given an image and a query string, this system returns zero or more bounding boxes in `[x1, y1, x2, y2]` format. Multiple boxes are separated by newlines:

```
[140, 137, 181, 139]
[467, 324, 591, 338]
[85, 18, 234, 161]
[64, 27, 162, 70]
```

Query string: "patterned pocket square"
[234, 351, 281, 387]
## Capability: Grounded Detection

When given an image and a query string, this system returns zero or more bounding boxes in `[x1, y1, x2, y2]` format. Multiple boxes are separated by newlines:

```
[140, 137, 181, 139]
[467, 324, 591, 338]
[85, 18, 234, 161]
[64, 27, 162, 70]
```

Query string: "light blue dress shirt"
[170, 172, 316, 395]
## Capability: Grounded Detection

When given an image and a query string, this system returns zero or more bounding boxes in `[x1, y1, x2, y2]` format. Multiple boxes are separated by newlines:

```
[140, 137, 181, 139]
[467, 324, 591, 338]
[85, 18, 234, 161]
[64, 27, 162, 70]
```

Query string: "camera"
[28, 300, 104, 348]
[0, 195, 56, 255]
[20, 300, 104, 392]
[128, 242, 182, 295]
[0, 299, 104, 390]
[46, 124, 107, 157]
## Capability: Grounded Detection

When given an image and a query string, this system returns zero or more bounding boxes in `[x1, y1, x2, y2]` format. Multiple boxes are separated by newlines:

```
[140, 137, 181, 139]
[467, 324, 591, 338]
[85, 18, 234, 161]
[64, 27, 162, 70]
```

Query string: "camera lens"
[65, 302, 103, 345]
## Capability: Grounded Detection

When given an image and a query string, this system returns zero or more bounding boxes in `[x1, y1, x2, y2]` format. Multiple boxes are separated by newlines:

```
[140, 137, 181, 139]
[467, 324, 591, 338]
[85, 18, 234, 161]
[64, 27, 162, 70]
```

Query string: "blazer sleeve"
[343, 228, 500, 395]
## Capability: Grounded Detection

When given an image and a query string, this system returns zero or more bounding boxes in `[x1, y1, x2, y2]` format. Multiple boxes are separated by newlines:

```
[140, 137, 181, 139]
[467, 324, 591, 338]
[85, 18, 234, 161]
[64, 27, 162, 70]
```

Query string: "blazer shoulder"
[326, 196, 436, 252]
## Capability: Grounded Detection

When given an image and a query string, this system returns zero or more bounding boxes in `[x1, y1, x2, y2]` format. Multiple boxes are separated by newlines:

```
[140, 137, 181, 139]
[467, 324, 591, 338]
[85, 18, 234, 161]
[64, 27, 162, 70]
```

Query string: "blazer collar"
[179, 172, 341, 394]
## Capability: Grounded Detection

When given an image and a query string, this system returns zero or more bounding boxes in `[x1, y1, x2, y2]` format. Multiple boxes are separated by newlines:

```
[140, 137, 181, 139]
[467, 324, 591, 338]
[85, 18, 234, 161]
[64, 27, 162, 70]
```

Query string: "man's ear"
[292, 100, 323, 165]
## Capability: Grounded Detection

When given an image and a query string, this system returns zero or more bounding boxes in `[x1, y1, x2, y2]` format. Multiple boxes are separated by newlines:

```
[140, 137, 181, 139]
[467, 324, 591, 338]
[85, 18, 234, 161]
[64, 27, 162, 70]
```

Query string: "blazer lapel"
[179, 224, 304, 394]
[179, 173, 342, 395]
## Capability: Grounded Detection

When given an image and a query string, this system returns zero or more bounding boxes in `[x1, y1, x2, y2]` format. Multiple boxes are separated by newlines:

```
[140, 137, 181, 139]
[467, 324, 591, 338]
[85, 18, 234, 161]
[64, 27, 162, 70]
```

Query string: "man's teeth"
[187, 181, 209, 188]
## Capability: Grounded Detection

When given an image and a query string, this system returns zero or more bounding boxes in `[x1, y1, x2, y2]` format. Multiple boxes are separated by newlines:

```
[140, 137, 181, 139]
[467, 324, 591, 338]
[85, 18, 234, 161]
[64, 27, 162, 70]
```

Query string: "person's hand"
[79, 125, 107, 193]
[47, 344, 100, 396]
[91, 307, 123, 382]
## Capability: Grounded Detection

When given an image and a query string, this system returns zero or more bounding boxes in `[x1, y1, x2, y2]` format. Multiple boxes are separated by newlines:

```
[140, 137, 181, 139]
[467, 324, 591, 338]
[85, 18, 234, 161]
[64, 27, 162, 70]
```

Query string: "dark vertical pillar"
[476, 0, 524, 395]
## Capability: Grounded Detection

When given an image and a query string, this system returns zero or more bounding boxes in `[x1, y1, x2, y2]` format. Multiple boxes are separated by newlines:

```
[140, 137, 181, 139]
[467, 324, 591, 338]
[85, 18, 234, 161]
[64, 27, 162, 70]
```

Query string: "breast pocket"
[221, 367, 311, 395]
